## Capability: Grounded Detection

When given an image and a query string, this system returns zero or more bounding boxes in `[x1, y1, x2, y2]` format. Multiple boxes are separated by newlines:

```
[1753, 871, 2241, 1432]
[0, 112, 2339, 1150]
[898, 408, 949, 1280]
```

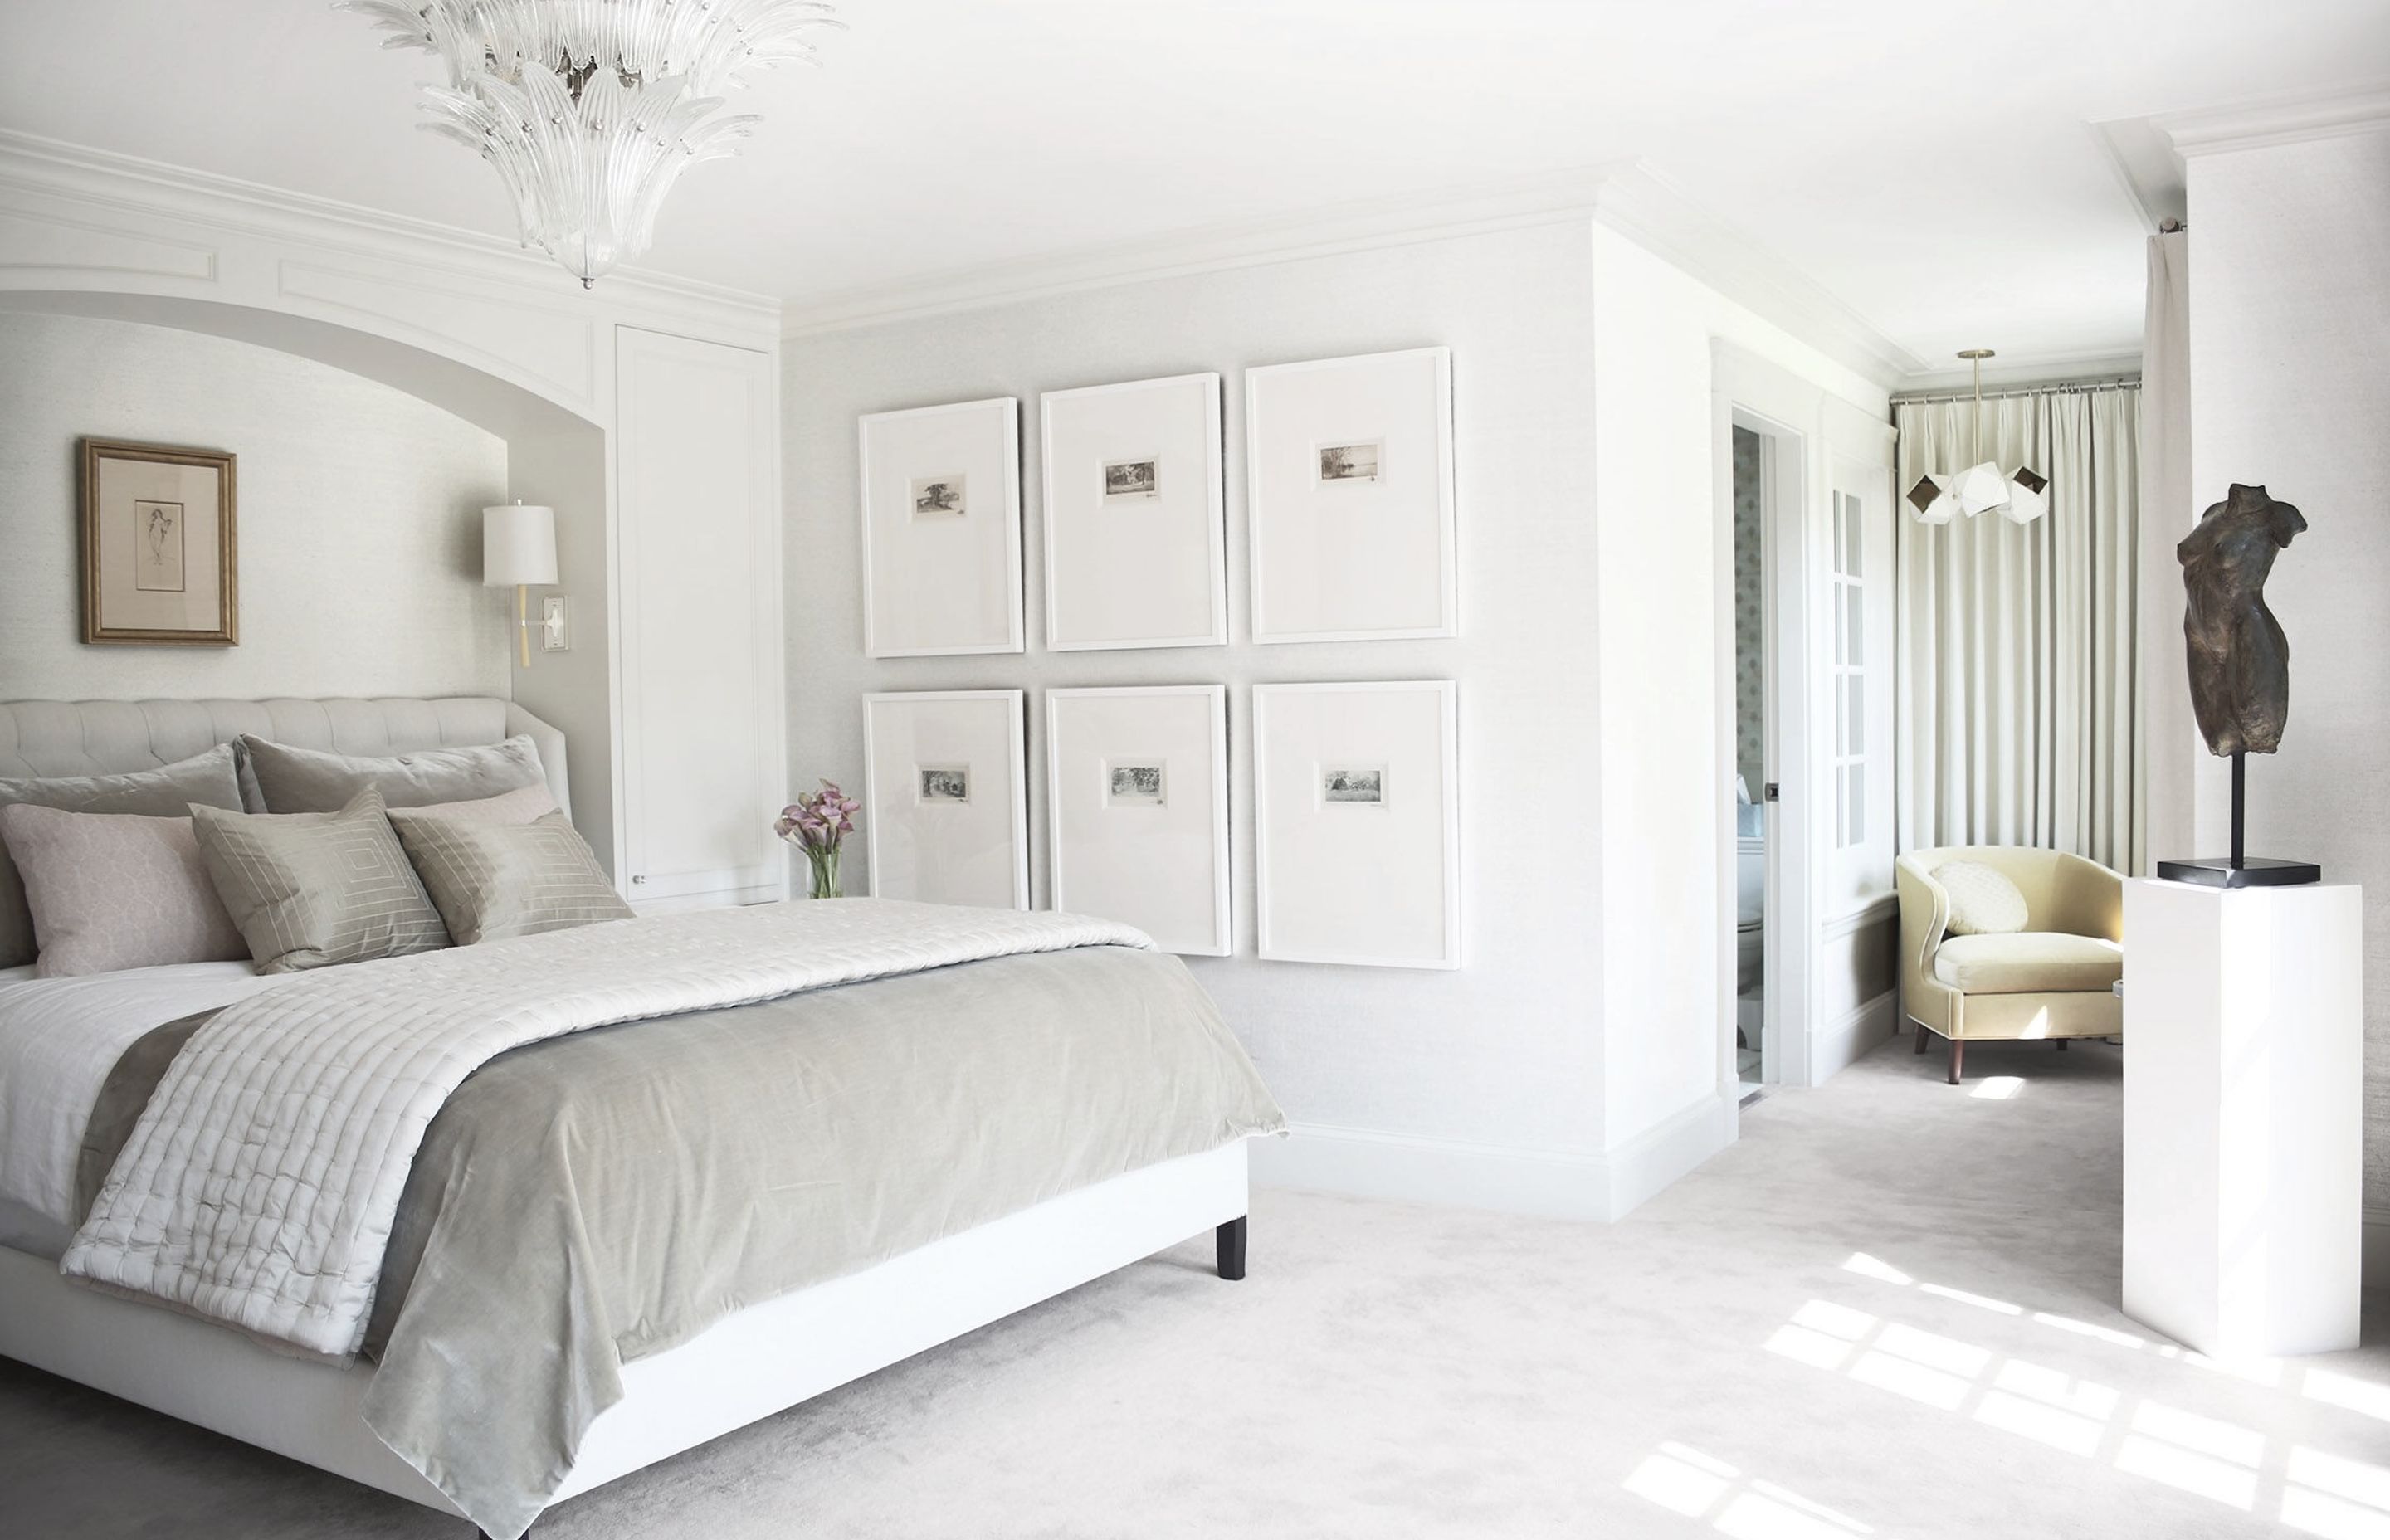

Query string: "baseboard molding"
[1252, 1089, 1738, 1224]
[1812, 988, 1900, 1084]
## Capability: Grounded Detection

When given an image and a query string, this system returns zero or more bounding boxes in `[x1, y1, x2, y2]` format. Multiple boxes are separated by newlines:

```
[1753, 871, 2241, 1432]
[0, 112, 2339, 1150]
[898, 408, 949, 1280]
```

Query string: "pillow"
[191, 787, 451, 973]
[402, 782, 558, 826]
[388, 809, 632, 946]
[0, 805, 248, 977]
[1935, 860, 2030, 936]
[0, 744, 246, 968]
[241, 733, 546, 814]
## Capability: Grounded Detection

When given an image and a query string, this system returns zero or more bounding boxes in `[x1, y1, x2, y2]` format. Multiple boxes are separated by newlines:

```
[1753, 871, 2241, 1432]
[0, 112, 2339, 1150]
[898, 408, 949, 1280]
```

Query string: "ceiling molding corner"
[2154, 78, 2390, 158]
[1588, 162, 1927, 389]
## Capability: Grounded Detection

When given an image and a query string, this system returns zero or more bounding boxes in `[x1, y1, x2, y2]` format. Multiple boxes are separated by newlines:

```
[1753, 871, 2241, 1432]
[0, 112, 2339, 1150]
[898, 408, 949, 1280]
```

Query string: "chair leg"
[1914, 1022, 1928, 1055]
[2056, 1039, 2069, 1051]
[1948, 1037, 1964, 1086]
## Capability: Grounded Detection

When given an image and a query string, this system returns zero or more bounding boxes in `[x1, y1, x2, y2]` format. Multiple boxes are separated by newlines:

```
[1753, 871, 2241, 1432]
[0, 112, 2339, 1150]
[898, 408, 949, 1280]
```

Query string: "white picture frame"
[1246, 346, 1457, 643]
[1046, 685, 1231, 956]
[858, 397, 1024, 657]
[1040, 372, 1227, 651]
[863, 690, 1029, 908]
[1253, 680, 1460, 968]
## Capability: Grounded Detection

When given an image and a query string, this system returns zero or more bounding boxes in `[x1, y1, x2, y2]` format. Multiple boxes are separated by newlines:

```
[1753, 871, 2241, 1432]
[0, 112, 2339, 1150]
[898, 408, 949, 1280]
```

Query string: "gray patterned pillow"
[0, 804, 248, 977]
[240, 733, 545, 813]
[0, 744, 246, 967]
[388, 809, 632, 946]
[191, 787, 451, 973]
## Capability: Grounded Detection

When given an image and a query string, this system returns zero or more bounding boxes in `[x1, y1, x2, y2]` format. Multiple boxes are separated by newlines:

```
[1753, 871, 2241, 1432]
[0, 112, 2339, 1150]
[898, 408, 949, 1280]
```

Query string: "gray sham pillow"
[0, 804, 249, 977]
[240, 733, 545, 814]
[192, 787, 451, 974]
[0, 743, 246, 968]
[388, 809, 632, 947]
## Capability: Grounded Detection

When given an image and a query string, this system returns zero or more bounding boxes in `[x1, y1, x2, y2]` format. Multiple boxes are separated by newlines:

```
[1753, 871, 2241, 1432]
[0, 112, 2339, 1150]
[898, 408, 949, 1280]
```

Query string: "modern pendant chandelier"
[341, 0, 842, 288]
[1905, 349, 2049, 526]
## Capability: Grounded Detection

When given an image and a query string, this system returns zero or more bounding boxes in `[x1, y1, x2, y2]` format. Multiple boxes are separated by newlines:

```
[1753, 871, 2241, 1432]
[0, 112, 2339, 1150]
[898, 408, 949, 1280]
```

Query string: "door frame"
[1711, 344, 1823, 1091]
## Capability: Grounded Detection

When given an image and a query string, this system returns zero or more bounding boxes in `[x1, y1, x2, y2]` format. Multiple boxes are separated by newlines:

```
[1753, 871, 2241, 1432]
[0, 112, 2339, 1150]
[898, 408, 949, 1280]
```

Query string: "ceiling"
[2, 2, 2383, 377]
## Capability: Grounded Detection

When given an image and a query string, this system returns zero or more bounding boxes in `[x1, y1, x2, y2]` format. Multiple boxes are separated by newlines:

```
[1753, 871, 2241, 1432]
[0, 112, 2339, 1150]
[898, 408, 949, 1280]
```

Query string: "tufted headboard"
[0, 698, 571, 818]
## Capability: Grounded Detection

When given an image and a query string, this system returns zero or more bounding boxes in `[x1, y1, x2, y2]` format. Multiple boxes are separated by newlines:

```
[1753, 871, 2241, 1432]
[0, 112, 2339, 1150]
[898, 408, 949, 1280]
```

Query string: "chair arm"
[1894, 860, 1958, 1031]
[2052, 852, 2124, 943]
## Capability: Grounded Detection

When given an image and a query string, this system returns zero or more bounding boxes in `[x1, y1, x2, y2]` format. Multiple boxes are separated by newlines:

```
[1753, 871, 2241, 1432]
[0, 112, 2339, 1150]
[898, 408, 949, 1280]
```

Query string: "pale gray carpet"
[5, 1036, 2385, 1539]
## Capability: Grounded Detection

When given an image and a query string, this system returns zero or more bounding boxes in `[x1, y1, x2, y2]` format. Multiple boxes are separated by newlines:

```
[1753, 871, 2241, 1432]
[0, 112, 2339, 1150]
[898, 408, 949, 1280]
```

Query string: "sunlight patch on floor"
[1625, 1441, 1874, 1539]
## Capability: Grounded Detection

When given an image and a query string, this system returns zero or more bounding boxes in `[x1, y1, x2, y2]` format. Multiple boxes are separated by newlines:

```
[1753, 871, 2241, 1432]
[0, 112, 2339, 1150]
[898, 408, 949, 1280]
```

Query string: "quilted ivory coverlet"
[60, 899, 1154, 1357]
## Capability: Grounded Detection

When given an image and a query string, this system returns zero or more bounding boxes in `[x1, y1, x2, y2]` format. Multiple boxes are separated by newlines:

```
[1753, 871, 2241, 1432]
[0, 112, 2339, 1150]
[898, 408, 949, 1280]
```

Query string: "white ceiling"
[2, 2, 2383, 375]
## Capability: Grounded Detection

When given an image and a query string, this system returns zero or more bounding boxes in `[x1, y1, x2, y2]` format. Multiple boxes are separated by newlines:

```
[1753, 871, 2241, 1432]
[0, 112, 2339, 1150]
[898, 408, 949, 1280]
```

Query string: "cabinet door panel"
[616, 327, 784, 905]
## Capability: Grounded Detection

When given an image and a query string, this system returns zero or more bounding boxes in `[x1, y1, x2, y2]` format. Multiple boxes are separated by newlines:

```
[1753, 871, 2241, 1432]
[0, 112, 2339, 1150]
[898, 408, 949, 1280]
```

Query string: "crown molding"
[2154, 79, 2390, 158]
[1585, 163, 1928, 386]
[0, 129, 783, 333]
[780, 165, 1618, 339]
[781, 159, 1922, 389]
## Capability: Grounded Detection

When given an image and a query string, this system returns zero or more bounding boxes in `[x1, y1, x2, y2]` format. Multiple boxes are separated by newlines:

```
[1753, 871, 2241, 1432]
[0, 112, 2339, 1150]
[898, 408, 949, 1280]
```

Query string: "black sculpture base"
[2156, 856, 2322, 888]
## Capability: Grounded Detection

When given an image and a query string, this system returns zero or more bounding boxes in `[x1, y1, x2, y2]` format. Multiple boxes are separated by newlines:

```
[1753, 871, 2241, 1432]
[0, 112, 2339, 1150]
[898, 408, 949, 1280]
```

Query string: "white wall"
[1588, 227, 1891, 1144]
[0, 311, 510, 702]
[784, 222, 1616, 1209]
[2182, 125, 2390, 1230]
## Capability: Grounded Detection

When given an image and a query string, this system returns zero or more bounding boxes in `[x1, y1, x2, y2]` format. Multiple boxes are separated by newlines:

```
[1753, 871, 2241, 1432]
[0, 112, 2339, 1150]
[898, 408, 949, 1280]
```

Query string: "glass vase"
[803, 847, 842, 900]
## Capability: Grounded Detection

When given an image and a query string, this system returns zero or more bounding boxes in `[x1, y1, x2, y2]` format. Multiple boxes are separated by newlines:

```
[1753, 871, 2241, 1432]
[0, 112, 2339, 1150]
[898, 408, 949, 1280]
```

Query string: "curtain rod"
[1891, 374, 2143, 405]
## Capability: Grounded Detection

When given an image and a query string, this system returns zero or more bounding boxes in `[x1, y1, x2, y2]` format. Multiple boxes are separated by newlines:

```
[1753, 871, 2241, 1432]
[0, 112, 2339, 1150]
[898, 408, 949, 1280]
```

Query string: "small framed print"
[863, 690, 1029, 909]
[859, 398, 1023, 657]
[1254, 681, 1459, 968]
[1046, 685, 1230, 955]
[1246, 348, 1456, 643]
[80, 438, 237, 646]
[1041, 373, 1227, 651]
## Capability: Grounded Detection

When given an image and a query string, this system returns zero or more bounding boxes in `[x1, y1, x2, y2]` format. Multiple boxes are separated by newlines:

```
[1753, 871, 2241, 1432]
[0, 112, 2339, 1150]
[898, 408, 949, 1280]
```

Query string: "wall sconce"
[482, 501, 558, 668]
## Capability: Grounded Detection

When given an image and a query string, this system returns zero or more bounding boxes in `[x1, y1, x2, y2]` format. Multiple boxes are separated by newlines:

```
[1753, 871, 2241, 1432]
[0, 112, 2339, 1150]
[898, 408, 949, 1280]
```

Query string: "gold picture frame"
[80, 437, 237, 646]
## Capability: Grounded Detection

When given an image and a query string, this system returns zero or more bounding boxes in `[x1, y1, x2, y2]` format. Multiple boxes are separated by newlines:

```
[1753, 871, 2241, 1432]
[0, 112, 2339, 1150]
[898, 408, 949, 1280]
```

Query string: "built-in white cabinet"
[612, 326, 787, 909]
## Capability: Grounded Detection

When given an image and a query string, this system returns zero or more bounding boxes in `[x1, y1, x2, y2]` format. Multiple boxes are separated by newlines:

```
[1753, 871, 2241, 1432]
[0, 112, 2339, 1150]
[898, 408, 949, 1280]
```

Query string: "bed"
[0, 697, 1280, 1539]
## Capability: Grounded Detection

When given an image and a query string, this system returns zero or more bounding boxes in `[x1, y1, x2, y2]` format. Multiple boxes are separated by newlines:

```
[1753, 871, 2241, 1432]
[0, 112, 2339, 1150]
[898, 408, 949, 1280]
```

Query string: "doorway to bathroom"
[1729, 422, 1773, 1091]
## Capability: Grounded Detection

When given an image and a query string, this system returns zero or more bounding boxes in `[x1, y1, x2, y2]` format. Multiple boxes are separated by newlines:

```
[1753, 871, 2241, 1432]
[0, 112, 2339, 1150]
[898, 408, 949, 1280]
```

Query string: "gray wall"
[2186, 128, 2390, 1227]
[0, 312, 510, 703]
[783, 222, 1609, 1160]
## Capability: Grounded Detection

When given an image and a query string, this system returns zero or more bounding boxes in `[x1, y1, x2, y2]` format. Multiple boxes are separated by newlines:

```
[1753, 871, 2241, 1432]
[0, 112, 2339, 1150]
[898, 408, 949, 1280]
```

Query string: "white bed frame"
[0, 1142, 1251, 1533]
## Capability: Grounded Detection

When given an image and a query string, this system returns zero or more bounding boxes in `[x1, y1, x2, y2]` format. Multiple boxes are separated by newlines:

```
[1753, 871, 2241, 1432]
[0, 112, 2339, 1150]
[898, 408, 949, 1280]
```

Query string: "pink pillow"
[0, 804, 249, 977]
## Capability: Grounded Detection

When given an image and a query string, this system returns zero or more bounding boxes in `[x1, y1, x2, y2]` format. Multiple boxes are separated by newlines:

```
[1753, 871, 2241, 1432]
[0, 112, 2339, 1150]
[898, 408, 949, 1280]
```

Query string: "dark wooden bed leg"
[1948, 1037, 1964, 1086]
[1215, 1216, 1247, 1281]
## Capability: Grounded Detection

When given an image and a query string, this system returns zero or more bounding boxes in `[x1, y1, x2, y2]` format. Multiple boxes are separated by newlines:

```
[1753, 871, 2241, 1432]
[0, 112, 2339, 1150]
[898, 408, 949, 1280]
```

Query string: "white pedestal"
[2122, 879, 2363, 1357]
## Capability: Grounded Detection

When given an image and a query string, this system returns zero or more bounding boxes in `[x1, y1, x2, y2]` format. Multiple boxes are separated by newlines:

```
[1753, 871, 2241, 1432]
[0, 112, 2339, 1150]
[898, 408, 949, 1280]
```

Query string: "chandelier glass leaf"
[341, 0, 841, 287]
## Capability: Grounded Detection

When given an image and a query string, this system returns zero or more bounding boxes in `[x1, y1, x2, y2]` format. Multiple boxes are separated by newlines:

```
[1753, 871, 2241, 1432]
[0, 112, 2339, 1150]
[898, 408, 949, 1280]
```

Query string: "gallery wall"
[783, 221, 1616, 1212]
[0, 311, 510, 704]
[2183, 124, 2390, 1237]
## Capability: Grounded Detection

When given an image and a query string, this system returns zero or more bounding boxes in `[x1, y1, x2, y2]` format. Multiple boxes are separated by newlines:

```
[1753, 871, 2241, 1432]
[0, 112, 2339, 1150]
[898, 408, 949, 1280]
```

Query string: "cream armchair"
[1895, 846, 2124, 1084]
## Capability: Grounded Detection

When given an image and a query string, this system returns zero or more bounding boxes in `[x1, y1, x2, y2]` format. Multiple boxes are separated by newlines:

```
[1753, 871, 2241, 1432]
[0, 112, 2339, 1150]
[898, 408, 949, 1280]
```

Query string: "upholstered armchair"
[1895, 846, 2124, 1084]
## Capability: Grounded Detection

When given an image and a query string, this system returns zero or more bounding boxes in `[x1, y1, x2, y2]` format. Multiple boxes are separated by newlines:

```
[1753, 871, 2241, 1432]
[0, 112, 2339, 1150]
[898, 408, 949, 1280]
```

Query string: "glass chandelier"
[1905, 349, 2049, 526]
[341, 0, 842, 287]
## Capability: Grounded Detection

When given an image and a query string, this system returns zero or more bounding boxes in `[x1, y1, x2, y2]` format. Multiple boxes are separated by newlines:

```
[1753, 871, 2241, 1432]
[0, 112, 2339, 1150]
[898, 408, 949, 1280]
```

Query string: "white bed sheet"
[0, 962, 277, 1257]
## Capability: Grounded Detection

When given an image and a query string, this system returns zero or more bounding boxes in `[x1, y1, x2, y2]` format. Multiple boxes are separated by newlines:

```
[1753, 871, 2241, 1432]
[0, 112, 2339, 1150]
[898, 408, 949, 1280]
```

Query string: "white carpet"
[4, 1036, 2384, 1538]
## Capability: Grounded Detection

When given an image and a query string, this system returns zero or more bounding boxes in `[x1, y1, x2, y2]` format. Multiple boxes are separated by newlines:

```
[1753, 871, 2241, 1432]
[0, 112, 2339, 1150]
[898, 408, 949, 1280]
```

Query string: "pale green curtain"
[1894, 382, 2143, 873]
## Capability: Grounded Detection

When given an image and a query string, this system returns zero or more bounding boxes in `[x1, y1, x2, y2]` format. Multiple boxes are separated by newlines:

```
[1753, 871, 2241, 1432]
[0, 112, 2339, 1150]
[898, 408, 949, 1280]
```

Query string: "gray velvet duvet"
[74, 918, 1282, 1539]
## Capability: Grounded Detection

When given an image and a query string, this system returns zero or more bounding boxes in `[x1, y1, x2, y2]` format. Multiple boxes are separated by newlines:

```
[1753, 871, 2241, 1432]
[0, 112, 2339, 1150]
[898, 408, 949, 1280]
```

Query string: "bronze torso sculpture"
[2179, 483, 2307, 757]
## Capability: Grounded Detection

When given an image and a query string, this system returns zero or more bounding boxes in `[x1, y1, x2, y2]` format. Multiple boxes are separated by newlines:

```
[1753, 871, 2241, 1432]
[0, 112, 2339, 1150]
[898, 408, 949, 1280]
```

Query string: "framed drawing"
[862, 690, 1029, 909]
[857, 397, 1023, 657]
[80, 438, 237, 646]
[1046, 685, 1230, 956]
[1253, 680, 1460, 968]
[1246, 347, 1456, 643]
[1040, 373, 1227, 651]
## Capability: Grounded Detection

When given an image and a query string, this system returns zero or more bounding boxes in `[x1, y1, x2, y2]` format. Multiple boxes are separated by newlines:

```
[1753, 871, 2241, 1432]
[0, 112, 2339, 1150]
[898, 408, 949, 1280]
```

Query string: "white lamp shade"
[1906, 472, 1959, 525]
[1998, 476, 2048, 525]
[1951, 461, 2011, 518]
[482, 504, 558, 587]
